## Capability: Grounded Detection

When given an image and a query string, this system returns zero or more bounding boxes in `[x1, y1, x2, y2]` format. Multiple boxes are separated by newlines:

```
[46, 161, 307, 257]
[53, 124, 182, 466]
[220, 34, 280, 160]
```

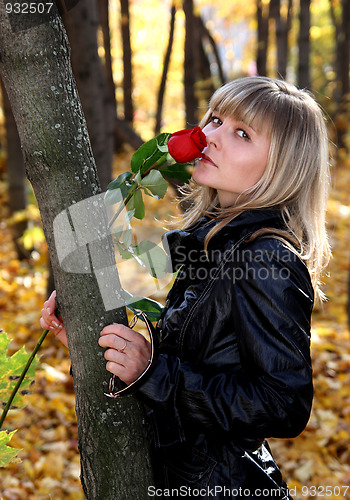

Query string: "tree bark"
[197, 15, 225, 85]
[256, 0, 269, 76]
[329, 0, 350, 150]
[0, 79, 28, 259]
[183, 0, 199, 126]
[270, 0, 292, 79]
[62, 0, 114, 191]
[339, 0, 350, 96]
[193, 15, 215, 106]
[120, 0, 134, 123]
[154, 4, 176, 135]
[98, 0, 117, 113]
[298, 0, 311, 89]
[348, 261, 350, 331]
[0, 5, 153, 499]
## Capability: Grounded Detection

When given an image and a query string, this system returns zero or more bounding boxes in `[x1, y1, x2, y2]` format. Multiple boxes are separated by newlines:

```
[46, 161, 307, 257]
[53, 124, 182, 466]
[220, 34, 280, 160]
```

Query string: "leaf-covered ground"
[0, 154, 349, 499]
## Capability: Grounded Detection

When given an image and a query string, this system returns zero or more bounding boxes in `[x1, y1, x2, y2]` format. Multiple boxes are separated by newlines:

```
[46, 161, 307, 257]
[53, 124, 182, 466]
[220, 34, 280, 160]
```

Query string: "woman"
[41, 76, 331, 498]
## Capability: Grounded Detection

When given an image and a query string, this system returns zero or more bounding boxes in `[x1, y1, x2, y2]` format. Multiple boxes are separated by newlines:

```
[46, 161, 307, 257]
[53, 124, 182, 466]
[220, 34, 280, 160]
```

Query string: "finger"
[100, 324, 136, 341]
[104, 348, 127, 365]
[98, 334, 128, 352]
[40, 317, 62, 332]
[40, 317, 50, 330]
[45, 290, 58, 314]
[105, 361, 129, 378]
[41, 307, 61, 328]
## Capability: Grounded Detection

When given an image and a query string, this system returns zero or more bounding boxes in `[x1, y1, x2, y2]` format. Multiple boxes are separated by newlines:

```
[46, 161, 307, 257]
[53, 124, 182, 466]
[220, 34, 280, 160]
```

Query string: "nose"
[203, 125, 221, 150]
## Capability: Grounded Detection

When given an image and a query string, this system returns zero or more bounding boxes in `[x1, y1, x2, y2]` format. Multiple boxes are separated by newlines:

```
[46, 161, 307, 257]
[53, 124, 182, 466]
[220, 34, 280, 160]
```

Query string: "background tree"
[62, 0, 115, 191]
[98, 0, 118, 114]
[183, 0, 199, 125]
[269, 0, 293, 79]
[0, 80, 28, 260]
[0, 3, 153, 498]
[194, 15, 216, 107]
[120, 0, 134, 123]
[155, 3, 177, 135]
[298, 0, 311, 88]
[329, 0, 350, 150]
[196, 14, 226, 86]
[256, 0, 270, 75]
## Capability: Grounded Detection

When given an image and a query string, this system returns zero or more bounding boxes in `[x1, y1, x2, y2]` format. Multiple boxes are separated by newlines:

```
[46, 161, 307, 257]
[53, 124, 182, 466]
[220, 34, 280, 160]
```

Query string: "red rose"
[167, 126, 207, 163]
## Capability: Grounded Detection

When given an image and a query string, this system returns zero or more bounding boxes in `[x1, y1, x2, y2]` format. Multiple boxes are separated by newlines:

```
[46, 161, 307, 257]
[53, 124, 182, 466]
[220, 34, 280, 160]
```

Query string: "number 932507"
[5, 3, 54, 15]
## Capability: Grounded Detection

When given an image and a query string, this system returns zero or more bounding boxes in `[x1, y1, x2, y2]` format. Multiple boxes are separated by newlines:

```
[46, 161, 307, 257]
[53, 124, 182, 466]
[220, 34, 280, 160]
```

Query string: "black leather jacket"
[136, 208, 314, 499]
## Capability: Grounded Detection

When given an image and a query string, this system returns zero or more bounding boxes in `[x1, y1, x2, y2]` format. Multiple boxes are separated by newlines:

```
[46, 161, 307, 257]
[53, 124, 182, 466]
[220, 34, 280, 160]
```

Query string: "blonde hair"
[180, 76, 331, 302]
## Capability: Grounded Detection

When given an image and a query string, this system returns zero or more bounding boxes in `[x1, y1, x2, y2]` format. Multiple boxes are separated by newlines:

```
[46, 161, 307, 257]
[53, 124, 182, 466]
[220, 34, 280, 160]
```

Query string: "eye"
[236, 128, 250, 140]
[209, 115, 223, 126]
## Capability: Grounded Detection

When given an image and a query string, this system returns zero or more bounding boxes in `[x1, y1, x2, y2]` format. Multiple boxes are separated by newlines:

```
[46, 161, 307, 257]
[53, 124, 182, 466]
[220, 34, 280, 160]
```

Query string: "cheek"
[253, 147, 270, 179]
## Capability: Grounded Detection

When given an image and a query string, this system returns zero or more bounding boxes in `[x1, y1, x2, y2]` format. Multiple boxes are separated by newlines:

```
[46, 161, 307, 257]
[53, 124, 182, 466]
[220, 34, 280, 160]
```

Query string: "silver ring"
[118, 340, 127, 353]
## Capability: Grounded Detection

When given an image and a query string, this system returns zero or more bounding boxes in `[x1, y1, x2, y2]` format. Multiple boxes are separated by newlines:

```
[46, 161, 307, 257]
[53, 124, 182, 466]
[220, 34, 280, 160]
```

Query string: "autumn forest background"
[0, 0, 350, 498]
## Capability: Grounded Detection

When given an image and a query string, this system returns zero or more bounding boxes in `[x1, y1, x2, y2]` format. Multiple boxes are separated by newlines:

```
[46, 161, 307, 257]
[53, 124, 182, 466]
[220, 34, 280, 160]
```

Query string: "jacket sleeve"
[136, 238, 314, 441]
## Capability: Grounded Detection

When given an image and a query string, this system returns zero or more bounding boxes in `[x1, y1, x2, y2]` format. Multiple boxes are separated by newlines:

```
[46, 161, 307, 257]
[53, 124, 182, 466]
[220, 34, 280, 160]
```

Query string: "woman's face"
[192, 112, 271, 207]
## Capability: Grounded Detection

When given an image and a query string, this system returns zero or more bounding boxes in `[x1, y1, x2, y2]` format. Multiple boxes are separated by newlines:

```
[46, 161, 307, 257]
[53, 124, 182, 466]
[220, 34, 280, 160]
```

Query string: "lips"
[199, 154, 217, 167]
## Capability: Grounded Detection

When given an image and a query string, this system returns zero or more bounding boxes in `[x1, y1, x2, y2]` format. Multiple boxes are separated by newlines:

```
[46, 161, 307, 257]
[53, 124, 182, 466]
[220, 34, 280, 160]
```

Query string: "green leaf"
[134, 171, 142, 185]
[122, 227, 133, 248]
[131, 133, 170, 174]
[0, 332, 39, 411]
[133, 240, 169, 279]
[158, 163, 192, 183]
[117, 244, 133, 260]
[0, 430, 21, 467]
[140, 170, 169, 199]
[107, 171, 132, 190]
[123, 290, 163, 322]
[104, 188, 124, 206]
[125, 209, 135, 226]
[126, 189, 145, 220]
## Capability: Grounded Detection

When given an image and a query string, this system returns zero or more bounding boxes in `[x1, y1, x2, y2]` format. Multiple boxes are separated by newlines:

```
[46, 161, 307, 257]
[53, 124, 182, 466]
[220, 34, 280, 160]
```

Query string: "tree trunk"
[298, 0, 311, 89]
[0, 79, 28, 259]
[329, 0, 350, 150]
[183, 0, 199, 126]
[98, 0, 117, 113]
[197, 15, 226, 85]
[329, 0, 350, 100]
[0, 5, 153, 499]
[62, 0, 114, 191]
[155, 3, 176, 135]
[194, 16, 215, 105]
[256, 0, 269, 76]
[348, 261, 350, 331]
[120, 0, 134, 123]
[270, 0, 292, 79]
[339, 0, 350, 96]
[115, 116, 144, 149]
